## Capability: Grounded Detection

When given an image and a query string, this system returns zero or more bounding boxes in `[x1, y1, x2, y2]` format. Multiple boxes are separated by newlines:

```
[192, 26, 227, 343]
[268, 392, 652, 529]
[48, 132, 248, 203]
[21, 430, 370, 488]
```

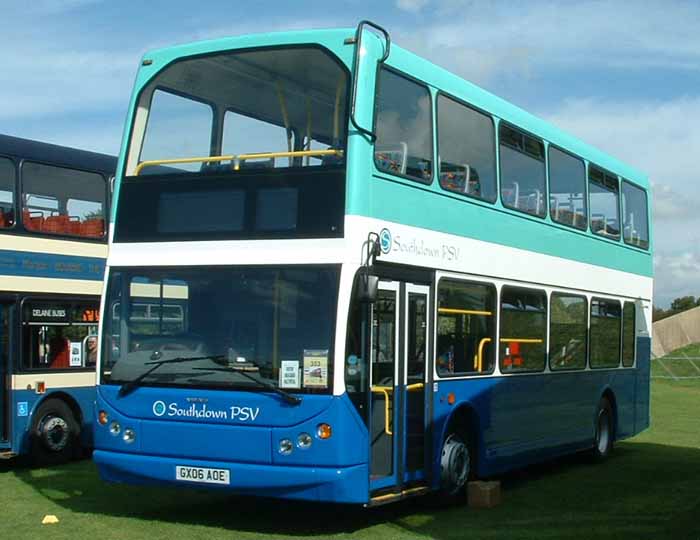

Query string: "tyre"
[590, 397, 614, 462]
[30, 399, 80, 466]
[439, 432, 471, 498]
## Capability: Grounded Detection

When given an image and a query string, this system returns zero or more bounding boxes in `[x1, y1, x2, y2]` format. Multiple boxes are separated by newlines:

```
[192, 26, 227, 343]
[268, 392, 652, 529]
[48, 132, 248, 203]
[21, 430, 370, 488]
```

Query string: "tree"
[670, 296, 697, 313]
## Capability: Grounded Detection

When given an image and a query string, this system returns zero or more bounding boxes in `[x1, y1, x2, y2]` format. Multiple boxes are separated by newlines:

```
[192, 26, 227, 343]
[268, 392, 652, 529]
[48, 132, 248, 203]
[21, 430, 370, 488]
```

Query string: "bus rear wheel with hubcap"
[440, 433, 470, 497]
[31, 399, 79, 466]
[591, 397, 614, 462]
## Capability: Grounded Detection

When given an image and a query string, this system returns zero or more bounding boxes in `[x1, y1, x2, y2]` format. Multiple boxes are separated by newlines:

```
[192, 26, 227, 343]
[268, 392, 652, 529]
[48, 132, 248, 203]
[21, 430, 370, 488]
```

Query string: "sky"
[1, 0, 698, 307]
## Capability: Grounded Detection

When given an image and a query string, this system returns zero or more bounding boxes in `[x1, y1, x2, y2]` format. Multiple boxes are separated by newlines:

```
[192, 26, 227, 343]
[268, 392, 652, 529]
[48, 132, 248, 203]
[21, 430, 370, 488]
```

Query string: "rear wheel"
[590, 397, 614, 462]
[439, 432, 470, 498]
[31, 399, 80, 466]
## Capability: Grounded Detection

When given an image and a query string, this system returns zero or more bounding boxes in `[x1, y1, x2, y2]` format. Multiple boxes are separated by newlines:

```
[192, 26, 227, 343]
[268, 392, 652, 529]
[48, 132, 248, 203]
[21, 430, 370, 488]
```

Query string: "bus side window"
[499, 287, 547, 373]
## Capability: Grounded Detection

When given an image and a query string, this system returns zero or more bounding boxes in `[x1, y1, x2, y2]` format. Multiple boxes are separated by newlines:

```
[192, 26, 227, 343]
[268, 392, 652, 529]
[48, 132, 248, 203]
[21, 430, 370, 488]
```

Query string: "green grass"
[1, 380, 699, 540]
[652, 343, 700, 378]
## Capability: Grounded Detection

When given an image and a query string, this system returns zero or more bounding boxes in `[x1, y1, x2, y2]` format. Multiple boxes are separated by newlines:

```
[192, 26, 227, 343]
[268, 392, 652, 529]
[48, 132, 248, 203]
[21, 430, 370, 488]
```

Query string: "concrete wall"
[652, 306, 700, 357]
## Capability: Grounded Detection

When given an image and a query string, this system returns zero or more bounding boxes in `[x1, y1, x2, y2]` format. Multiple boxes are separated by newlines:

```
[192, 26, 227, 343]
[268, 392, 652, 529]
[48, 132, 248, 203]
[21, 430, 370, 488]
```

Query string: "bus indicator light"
[447, 393, 456, 405]
[98, 411, 109, 425]
[317, 423, 332, 439]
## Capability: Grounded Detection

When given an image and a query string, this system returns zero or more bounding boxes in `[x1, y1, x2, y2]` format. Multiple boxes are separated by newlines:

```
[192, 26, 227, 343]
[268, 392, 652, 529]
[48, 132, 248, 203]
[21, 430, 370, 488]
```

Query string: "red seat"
[44, 215, 69, 234]
[23, 209, 44, 231]
[81, 218, 105, 238]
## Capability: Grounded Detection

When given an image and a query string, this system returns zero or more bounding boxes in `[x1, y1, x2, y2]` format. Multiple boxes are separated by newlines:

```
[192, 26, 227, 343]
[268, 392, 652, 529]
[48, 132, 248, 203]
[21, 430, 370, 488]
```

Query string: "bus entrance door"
[369, 281, 431, 501]
[0, 303, 10, 446]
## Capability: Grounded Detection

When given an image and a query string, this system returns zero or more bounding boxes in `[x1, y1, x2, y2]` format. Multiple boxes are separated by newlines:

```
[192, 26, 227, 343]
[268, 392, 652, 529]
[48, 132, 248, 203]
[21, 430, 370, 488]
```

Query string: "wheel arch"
[599, 386, 618, 440]
[30, 391, 84, 436]
[441, 400, 481, 474]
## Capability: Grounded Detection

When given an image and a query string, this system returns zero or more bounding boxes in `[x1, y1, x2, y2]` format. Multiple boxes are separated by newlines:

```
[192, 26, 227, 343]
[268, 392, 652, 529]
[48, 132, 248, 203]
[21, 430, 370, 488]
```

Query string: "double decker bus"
[0, 134, 114, 463]
[94, 22, 652, 505]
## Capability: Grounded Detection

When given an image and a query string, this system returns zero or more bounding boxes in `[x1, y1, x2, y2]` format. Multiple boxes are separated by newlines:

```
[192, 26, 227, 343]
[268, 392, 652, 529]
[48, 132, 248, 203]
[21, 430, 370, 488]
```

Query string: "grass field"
[652, 343, 700, 378]
[1, 379, 699, 540]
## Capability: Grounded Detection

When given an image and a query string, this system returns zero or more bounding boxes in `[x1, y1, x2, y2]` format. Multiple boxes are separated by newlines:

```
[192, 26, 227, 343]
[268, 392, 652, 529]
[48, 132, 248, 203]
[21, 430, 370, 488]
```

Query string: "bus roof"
[0, 133, 117, 176]
[138, 27, 648, 189]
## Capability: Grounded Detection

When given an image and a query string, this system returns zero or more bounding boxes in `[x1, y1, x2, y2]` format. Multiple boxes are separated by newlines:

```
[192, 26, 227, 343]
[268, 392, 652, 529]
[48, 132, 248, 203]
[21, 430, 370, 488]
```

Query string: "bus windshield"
[102, 265, 339, 394]
[129, 47, 348, 176]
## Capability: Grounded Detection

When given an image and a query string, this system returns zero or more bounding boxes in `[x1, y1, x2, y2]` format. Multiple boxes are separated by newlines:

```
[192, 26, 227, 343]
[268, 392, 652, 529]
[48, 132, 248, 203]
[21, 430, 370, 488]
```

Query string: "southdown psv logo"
[379, 228, 392, 254]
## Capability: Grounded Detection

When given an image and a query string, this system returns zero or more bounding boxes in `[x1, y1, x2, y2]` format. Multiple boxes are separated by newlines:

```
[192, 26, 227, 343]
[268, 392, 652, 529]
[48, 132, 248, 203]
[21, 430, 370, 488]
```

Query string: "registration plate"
[175, 465, 230, 485]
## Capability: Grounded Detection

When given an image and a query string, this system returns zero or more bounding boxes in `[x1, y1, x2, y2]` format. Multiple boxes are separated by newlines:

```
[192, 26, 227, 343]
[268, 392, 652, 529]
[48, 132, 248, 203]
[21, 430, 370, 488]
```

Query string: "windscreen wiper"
[118, 354, 227, 397]
[193, 366, 302, 406]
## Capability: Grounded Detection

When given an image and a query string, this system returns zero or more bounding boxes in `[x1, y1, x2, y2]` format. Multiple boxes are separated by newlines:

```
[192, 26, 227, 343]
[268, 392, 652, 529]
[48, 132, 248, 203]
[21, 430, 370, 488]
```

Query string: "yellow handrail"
[405, 383, 424, 392]
[134, 149, 344, 175]
[438, 308, 492, 316]
[371, 385, 393, 435]
[473, 337, 492, 372]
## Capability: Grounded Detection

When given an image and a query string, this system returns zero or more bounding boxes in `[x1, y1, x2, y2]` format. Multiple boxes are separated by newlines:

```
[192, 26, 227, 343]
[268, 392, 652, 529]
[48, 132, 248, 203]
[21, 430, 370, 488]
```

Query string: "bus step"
[368, 485, 430, 507]
[0, 451, 17, 460]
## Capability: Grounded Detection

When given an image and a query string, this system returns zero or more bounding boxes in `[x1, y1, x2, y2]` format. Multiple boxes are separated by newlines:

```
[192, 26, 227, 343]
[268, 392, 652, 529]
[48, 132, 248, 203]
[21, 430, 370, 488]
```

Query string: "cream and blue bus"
[0, 134, 114, 464]
[94, 22, 652, 505]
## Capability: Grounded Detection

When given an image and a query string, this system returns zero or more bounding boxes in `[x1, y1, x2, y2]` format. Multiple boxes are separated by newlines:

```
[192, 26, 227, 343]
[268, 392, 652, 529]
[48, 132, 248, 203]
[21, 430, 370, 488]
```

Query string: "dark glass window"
[437, 95, 496, 201]
[622, 181, 649, 249]
[499, 287, 547, 372]
[22, 162, 106, 238]
[549, 293, 587, 370]
[549, 147, 587, 229]
[437, 280, 496, 376]
[499, 124, 546, 217]
[590, 298, 621, 368]
[374, 68, 433, 183]
[622, 302, 636, 367]
[589, 166, 620, 239]
[0, 158, 15, 228]
[102, 265, 339, 395]
[22, 300, 99, 370]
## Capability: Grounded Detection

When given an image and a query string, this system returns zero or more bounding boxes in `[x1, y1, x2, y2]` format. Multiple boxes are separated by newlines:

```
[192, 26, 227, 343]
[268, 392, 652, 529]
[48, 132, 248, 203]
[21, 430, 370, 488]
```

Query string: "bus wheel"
[591, 397, 614, 462]
[440, 432, 470, 497]
[31, 399, 79, 466]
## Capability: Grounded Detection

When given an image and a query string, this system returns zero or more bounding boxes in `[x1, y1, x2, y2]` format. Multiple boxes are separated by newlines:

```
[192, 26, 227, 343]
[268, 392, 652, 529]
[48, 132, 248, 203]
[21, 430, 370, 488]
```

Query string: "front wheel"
[440, 433, 470, 497]
[31, 399, 80, 466]
[590, 397, 614, 462]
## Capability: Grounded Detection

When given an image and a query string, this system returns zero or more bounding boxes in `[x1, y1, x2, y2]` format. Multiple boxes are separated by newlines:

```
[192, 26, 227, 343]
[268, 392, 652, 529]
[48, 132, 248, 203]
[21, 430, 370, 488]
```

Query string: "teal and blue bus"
[94, 22, 652, 505]
[0, 134, 114, 464]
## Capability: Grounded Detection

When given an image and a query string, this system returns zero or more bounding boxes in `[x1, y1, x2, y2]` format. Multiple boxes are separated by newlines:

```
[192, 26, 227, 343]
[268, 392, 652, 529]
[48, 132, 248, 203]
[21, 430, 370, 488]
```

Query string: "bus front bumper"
[93, 450, 369, 504]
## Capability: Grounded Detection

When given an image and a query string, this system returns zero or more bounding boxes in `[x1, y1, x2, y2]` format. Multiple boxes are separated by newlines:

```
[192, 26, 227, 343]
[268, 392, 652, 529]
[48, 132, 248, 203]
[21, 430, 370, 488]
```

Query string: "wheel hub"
[40, 415, 69, 452]
[440, 434, 470, 495]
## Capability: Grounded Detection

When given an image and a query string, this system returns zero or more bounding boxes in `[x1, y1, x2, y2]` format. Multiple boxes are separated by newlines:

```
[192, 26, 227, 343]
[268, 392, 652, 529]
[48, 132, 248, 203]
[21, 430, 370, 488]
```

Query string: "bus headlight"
[109, 421, 121, 436]
[297, 433, 312, 449]
[122, 429, 136, 444]
[278, 438, 293, 455]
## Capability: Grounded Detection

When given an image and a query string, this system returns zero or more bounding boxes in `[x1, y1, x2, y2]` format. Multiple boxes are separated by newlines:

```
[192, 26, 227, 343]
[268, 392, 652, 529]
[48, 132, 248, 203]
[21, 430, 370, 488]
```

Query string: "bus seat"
[67, 216, 82, 235]
[200, 162, 233, 174]
[240, 158, 274, 169]
[23, 209, 44, 231]
[81, 218, 105, 238]
[44, 215, 69, 234]
[49, 336, 70, 369]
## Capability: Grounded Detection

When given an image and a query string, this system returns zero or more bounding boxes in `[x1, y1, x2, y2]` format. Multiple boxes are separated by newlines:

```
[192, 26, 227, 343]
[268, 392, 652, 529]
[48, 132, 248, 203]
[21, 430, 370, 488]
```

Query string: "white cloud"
[396, 0, 430, 13]
[654, 251, 700, 306]
[652, 183, 700, 222]
[392, 1, 700, 86]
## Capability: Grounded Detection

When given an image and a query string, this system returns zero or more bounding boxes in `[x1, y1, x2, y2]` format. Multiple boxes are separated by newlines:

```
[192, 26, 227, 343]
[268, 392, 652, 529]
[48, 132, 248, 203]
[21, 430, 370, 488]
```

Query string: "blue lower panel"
[94, 450, 369, 504]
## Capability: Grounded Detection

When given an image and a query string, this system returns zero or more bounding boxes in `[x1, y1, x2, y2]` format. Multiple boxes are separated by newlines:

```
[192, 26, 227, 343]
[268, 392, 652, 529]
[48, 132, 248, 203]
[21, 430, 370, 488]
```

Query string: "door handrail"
[371, 385, 393, 435]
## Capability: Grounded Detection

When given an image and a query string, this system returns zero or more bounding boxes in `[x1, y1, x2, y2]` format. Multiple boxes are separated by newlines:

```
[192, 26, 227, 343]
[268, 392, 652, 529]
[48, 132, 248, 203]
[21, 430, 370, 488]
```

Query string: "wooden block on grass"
[468, 480, 501, 508]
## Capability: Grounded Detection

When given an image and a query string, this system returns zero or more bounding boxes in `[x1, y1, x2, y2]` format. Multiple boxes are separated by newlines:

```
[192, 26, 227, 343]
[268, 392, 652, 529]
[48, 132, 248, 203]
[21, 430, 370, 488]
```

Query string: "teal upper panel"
[113, 26, 652, 277]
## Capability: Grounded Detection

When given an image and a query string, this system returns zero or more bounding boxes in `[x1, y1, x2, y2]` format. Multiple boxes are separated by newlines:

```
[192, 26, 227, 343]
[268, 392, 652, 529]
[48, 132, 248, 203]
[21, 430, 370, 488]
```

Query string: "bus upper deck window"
[132, 48, 348, 176]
